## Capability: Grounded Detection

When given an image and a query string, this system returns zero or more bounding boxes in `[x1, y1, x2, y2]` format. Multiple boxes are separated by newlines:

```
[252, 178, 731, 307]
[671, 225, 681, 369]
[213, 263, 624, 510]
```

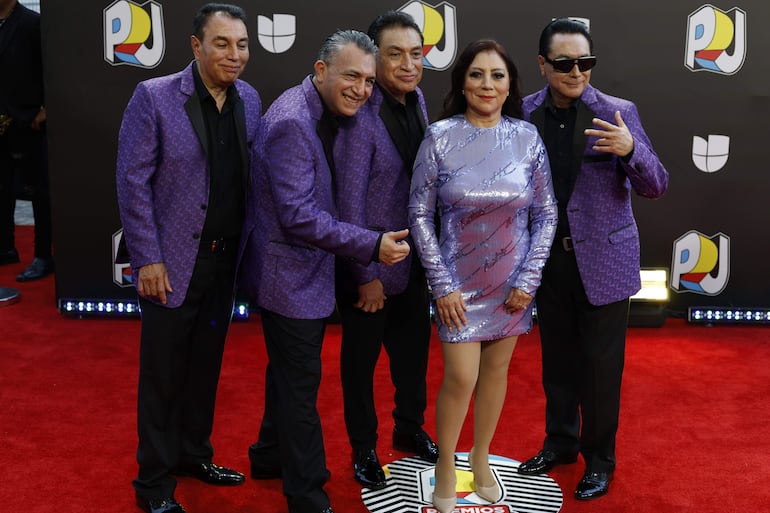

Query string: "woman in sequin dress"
[409, 40, 557, 512]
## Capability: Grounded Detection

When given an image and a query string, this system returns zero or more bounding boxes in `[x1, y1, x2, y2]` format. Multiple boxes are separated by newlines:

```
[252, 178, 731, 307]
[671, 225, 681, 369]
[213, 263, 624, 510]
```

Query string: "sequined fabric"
[409, 115, 557, 342]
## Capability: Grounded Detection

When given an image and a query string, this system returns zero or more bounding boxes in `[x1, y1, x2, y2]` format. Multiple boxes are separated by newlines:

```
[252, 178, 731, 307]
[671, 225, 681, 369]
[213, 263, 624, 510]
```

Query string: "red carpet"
[1, 225, 769, 513]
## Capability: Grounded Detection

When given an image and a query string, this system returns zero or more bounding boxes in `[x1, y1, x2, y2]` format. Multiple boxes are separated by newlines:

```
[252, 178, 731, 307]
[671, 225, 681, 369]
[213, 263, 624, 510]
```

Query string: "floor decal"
[361, 452, 563, 513]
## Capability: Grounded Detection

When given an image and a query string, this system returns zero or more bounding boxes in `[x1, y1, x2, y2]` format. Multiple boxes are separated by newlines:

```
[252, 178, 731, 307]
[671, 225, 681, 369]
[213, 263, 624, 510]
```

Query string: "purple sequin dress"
[409, 115, 557, 343]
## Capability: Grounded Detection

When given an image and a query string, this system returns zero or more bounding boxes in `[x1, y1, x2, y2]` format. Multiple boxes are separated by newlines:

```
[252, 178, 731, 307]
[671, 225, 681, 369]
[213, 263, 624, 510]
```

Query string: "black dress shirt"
[380, 88, 424, 173]
[193, 63, 243, 241]
[543, 93, 578, 241]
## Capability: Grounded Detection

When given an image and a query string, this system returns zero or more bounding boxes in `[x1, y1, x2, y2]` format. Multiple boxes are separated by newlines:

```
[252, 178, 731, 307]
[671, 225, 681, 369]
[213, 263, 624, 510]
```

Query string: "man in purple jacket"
[116, 5, 261, 513]
[334, 11, 437, 491]
[240, 30, 410, 513]
[516, 18, 669, 501]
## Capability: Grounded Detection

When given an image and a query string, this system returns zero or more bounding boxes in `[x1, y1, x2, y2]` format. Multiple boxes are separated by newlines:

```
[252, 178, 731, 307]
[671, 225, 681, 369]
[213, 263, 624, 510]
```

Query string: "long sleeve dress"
[409, 114, 558, 343]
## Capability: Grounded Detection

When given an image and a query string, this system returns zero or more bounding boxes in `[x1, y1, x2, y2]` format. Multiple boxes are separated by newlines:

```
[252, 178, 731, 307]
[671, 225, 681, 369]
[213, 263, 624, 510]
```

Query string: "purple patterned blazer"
[239, 76, 381, 319]
[523, 84, 669, 305]
[116, 62, 262, 308]
[335, 84, 428, 296]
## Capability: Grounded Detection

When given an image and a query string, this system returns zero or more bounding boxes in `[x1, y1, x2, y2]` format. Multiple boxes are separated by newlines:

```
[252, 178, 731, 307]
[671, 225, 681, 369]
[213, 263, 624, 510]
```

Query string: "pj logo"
[684, 4, 746, 75]
[104, 0, 165, 68]
[671, 230, 730, 296]
[398, 1, 457, 71]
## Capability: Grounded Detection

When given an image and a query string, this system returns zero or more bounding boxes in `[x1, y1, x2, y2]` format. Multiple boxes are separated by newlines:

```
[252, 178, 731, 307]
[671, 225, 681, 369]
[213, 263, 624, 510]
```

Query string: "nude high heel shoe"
[468, 448, 503, 503]
[432, 465, 456, 513]
[431, 493, 457, 513]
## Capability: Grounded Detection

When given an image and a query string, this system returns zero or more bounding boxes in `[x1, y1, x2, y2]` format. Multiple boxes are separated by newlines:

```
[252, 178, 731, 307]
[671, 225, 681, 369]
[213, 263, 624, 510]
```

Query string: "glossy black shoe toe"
[353, 449, 386, 489]
[173, 461, 245, 485]
[15, 257, 54, 282]
[517, 449, 577, 475]
[392, 428, 439, 463]
[575, 471, 612, 500]
[136, 495, 186, 513]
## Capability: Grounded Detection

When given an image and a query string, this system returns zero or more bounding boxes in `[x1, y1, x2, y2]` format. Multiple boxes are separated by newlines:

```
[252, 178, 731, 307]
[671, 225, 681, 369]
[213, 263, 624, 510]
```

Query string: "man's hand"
[585, 110, 634, 158]
[31, 107, 46, 131]
[504, 288, 532, 315]
[137, 262, 173, 305]
[378, 229, 410, 266]
[436, 289, 467, 333]
[354, 279, 386, 313]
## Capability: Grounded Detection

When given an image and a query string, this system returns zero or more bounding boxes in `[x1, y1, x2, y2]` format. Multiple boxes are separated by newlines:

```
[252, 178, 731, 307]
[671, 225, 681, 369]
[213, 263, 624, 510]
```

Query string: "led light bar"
[688, 307, 770, 325]
[59, 299, 250, 320]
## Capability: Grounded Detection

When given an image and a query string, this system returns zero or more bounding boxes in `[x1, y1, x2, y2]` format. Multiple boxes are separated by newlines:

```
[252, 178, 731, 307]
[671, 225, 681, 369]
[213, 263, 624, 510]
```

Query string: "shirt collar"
[192, 61, 240, 105]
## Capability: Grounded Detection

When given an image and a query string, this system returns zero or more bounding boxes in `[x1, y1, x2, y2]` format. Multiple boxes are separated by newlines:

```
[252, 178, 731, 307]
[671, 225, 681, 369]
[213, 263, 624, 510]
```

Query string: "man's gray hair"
[317, 29, 377, 64]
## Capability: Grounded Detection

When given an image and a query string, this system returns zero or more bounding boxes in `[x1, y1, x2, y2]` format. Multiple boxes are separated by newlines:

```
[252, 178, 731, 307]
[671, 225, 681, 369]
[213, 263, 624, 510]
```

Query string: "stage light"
[631, 268, 669, 302]
[59, 299, 251, 320]
[688, 306, 770, 325]
[629, 268, 669, 327]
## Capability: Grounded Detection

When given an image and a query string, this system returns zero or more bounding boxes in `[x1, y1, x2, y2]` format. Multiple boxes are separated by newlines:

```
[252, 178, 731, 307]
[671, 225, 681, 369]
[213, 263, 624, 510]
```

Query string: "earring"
[461, 90, 465, 95]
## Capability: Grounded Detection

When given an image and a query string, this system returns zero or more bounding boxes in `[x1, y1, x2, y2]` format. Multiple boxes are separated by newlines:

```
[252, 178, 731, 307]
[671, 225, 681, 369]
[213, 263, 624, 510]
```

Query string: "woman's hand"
[436, 290, 467, 332]
[504, 288, 532, 314]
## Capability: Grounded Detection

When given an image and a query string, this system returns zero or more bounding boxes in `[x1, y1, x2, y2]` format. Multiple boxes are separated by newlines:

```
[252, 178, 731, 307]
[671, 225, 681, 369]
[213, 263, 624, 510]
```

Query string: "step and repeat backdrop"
[40, 0, 769, 314]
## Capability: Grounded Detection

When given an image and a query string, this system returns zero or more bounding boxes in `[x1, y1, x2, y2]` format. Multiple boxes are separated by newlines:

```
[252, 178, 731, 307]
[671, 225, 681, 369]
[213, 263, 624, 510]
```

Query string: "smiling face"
[313, 43, 376, 117]
[191, 12, 249, 92]
[463, 50, 510, 127]
[538, 32, 592, 108]
[375, 26, 423, 104]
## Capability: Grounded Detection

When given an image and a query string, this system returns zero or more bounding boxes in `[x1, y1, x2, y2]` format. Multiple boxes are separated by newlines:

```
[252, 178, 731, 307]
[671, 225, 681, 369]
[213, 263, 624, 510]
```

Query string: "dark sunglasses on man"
[543, 55, 597, 73]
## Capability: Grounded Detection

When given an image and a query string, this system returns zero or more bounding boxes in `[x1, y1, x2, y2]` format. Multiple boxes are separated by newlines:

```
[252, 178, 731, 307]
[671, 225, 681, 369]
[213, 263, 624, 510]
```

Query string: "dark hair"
[367, 10, 423, 46]
[538, 17, 593, 57]
[439, 39, 523, 120]
[316, 29, 377, 64]
[193, 3, 247, 40]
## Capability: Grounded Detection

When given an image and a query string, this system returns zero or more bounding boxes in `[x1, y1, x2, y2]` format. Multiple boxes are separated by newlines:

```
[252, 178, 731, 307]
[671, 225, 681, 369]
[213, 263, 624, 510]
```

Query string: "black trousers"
[253, 309, 331, 513]
[535, 246, 629, 474]
[337, 262, 431, 451]
[0, 127, 52, 258]
[133, 246, 236, 500]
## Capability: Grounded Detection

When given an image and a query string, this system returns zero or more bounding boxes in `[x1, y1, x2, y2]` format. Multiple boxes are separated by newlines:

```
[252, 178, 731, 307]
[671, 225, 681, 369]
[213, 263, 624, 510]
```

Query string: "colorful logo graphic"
[684, 4, 746, 75]
[257, 14, 296, 53]
[671, 230, 730, 295]
[104, 0, 165, 68]
[112, 229, 132, 287]
[398, 1, 457, 71]
[692, 135, 730, 173]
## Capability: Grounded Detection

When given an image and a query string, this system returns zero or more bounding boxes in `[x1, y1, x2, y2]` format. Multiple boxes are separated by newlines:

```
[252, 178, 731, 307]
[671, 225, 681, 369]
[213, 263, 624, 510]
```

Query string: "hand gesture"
[584, 110, 634, 158]
[137, 262, 173, 304]
[378, 229, 410, 266]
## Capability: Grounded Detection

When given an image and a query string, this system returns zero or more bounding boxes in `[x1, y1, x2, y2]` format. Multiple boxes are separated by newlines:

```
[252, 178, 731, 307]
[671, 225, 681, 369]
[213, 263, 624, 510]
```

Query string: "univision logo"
[257, 14, 296, 53]
[103, 0, 165, 68]
[692, 134, 729, 173]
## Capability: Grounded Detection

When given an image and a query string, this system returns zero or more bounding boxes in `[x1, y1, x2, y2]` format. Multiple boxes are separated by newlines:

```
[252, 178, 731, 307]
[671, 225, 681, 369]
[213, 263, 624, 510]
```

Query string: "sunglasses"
[543, 55, 597, 73]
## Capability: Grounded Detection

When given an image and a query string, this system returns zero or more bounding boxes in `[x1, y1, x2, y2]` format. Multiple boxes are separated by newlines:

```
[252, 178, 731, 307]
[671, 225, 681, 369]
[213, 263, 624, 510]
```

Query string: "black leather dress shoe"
[15, 257, 54, 282]
[173, 462, 245, 485]
[392, 428, 439, 463]
[575, 471, 612, 500]
[353, 449, 387, 489]
[0, 248, 19, 265]
[136, 495, 186, 513]
[517, 449, 577, 475]
[248, 444, 282, 479]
